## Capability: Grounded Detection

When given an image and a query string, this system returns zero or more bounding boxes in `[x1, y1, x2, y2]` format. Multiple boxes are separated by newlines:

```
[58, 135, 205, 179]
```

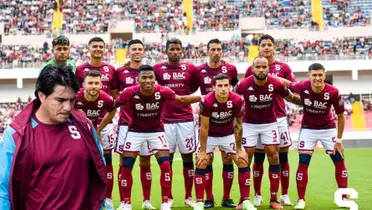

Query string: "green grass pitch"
[110, 148, 371, 210]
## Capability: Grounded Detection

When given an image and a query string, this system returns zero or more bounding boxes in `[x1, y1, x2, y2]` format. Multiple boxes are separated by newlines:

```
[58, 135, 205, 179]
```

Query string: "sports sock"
[183, 162, 194, 199]
[140, 166, 152, 201]
[253, 152, 265, 195]
[222, 164, 234, 200]
[194, 168, 207, 202]
[238, 167, 251, 201]
[279, 152, 290, 195]
[269, 164, 281, 201]
[205, 165, 214, 200]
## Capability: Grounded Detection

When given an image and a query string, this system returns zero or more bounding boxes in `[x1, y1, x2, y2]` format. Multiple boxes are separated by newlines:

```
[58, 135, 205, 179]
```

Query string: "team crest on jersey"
[163, 73, 171, 80]
[211, 112, 219, 119]
[126, 77, 134, 84]
[135, 104, 144, 110]
[204, 77, 212, 84]
[304, 98, 312, 106]
[249, 95, 258, 102]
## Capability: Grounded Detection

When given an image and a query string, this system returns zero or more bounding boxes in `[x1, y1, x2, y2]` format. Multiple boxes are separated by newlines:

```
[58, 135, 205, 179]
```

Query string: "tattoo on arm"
[234, 117, 243, 148]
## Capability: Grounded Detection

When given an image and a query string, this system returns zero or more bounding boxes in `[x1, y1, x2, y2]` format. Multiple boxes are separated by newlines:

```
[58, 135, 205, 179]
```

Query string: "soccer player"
[153, 38, 199, 207]
[278, 63, 348, 210]
[39, 36, 76, 74]
[235, 56, 301, 210]
[75, 37, 116, 209]
[0, 65, 106, 209]
[195, 38, 239, 208]
[102, 65, 200, 210]
[111, 39, 156, 210]
[245, 34, 296, 206]
[194, 73, 256, 210]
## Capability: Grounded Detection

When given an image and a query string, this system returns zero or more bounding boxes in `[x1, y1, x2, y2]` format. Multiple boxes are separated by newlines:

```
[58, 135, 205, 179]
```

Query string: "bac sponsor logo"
[211, 110, 232, 119]
[87, 109, 100, 117]
[259, 94, 273, 102]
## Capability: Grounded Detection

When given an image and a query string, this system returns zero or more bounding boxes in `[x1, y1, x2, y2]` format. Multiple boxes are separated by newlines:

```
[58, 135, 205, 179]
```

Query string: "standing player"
[195, 38, 239, 208]
[39, 36, 76, 74]
[102, 65, 201, 210]
[153, 38, 199, 207]
[235, 56, 301, 210]
[245, 34, 296, 206]
[194, 73, 256, 210]
[75, 37, 116, 210]
[111, 39, 156, 210]
[278, 63, 348, 209]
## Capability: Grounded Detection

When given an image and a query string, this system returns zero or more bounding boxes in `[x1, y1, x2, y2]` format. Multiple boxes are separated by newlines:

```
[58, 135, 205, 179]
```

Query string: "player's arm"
[0, 127, 16, 210]
[276, 77, 292, 87]
[111, 89, 120, 99]
[336, 113, 345, 139]
[284, 91, 302, 105]
[233, 116, 243, 150]
[199, 115, 210, 154]
[172, 95, 201, 104]
[97, 109, 117, 135]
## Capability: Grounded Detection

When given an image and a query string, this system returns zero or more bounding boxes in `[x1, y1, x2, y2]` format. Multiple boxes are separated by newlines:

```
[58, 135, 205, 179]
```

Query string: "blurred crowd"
[0, 100, 29, 137]
[1, 36, 371, 68]
[1, 0, 370, 35]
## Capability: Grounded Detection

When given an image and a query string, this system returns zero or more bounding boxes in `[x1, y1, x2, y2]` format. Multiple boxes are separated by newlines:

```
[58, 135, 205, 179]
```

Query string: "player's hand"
[196, 152, 209, 169]
[333, 142, 344, 158]
[234, 149, 249, 167]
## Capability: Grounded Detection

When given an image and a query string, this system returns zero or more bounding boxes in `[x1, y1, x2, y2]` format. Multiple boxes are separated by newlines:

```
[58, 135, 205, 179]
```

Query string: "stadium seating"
[1, 0, 371, 35]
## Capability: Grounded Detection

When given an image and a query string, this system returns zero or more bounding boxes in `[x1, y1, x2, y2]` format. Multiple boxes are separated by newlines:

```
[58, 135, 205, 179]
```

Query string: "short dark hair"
[258, 34, 275, 46]
[308, 63, 325, 72]
[88, 37, 105, 46]
[166, 38, 182, 50]
[84, 70, 101, 80]
[213, 73, 230, 85]
[52, 36, 70, 48]
[128, 39, 144, 48]
[207, 38, 221, 50]
[138, 65, 154, 74]
[35, 64, 80, 99]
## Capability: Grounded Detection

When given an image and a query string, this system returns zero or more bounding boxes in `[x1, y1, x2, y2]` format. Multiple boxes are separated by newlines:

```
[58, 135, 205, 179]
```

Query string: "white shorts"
[116, 125, 152, 156]
[100, 123, 115, 150]
[298, 128, 337, 153]
[256, 117, 292, 149]
[196, 134, 237, 155]
[116, 130, 169, 154]
[242, 122, 280, 148]
[165, 121, 196, 154]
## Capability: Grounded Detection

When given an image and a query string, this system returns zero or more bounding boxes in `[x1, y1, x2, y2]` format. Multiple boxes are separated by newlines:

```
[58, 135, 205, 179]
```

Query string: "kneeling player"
[280, 63, 348, 209]
[100, 65, 200, 210]
[194, 74, 256, 210]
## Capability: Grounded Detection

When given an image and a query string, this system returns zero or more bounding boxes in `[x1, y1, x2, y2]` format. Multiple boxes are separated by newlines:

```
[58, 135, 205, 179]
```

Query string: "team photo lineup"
[1, 32, 358, 210]
[1, 1, 371, 209]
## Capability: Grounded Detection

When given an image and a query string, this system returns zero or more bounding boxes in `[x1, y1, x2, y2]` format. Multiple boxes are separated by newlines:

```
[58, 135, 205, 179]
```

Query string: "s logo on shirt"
[155, 92, 161, 100]
[68, 125, 81, 139]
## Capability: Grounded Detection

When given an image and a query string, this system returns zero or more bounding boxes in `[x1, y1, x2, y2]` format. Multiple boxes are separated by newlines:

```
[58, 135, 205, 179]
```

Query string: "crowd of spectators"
[1, 36, 371, 68]
[1, 0, 370, 35]
[0, 100, 29, 137]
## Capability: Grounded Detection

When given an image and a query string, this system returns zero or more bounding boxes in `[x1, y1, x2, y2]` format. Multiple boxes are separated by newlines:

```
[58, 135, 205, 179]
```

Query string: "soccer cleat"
[221, 199, 237, 208]
[204, 200, 215, 209]
[253, 195, 263, 206]
[242, 200, 257, 210]
[168, 199, 174, 208]
[142, 200, 156, 210]
[117, 202, 132, 210]
[340, 198, 350, 209]
[280, 194, 293, 206]
[269, 200, 284, 209]
[160, 202, 172, 210]
[116, 202, 125, 210]
[294, 199, 306, 209]
[104, 198, 114, 210]
[193, 202, 205, 210]
[184, 197, 197, 208]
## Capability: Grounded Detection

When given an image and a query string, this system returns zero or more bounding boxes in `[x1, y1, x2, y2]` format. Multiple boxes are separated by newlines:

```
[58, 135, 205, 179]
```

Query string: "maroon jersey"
[245, 60, 296, 118]
[115, 66, 139, 125]
[116, 84, 177, 132]
[200, 91, 244, 137]
[196, 62, 239, 95]
[75, 89, 115, 128]
[26, 116, 91, 209]
[153, 62, 199, 123]
[76, 62, 116, 94]
[290, 80, 344, 129]
[235, 75, 289, 124]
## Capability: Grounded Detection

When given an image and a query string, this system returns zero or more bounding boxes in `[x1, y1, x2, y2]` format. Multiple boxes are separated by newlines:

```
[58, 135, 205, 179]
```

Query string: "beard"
[253, 73, 268, 81]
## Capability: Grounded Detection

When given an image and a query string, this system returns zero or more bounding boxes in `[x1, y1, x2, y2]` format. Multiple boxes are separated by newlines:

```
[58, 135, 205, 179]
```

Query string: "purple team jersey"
[115, 66, 139, 125]
[290, 80, 344, 129]
[200, 91, 244, 137]
[235, 75, 289, 124]
[245, 60, 296, 118]
[26, 116, 91, 209]
[76, 62, 116, 94]
[116, 84, 177, 132]
[196, 62, 238, 95]
[75, 89, 115, 128]
[153, 62, 199, 123]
